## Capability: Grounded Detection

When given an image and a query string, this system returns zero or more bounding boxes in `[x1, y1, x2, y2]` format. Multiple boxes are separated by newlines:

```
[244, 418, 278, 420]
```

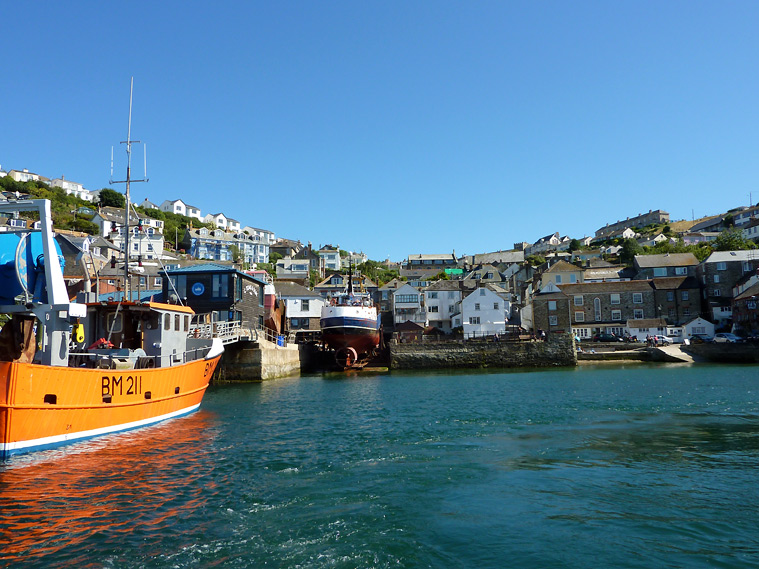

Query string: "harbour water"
[2, 363, 759, 568]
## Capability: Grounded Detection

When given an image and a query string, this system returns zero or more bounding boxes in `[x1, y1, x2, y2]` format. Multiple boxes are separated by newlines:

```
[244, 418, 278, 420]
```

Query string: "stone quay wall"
[390, 334, 577, 370]
[218, 339, 301, 381]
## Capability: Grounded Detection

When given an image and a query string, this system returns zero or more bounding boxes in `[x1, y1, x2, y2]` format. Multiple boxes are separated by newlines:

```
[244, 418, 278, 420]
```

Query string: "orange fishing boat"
[1, 83, 223, 459]
[0, 198, 223, 459]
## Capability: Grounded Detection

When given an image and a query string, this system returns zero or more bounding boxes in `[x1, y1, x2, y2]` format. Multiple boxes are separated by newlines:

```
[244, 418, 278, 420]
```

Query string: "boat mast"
[110, 77, 148, 300]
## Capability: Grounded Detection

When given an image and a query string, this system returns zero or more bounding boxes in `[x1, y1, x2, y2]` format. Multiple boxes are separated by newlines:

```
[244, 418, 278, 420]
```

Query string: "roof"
[408, 253, 457, 262]
[634, 253, 699, 268]
[544, 260, 582, 273]
[274, 281, 321, 298]
[704, 250, 759, 263]
[164, 263, 265, 282]
[470, 250, 524, 265]
[626, 318, 668, 328]
[559, 280, 653, 294]
[650, 276, 700, 290]
[734, 281, 759, 301]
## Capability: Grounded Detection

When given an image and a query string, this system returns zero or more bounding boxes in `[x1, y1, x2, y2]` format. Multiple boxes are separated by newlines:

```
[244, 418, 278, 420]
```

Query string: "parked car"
[592, 333, 624, 342]
[714, 333, 743, 343]
[652, 334, 673, 345]
[689, 334, 714, 344]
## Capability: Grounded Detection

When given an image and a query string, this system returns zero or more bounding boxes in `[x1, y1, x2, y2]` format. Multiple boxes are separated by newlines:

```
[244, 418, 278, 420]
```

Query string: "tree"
[97, 188, 126, 208]
[568, 238, 581, 253]
[228, 244, 242, 263]
[619, 238, 643, 266]
[712, 227, 756, 251]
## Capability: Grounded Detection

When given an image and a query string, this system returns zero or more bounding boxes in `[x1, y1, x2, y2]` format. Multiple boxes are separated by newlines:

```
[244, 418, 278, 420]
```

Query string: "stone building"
[650, 277, 702, 325]
[698, 250, 759, 327]
[534, 280, 656, 339]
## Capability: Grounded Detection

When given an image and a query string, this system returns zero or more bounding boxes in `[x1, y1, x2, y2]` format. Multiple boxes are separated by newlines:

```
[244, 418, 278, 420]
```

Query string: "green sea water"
[2, 363, 759, 568]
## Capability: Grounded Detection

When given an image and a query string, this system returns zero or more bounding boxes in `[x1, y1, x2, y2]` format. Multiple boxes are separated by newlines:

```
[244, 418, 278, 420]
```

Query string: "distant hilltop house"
[160, 199, 204, 222]
[50, 175, 95, 202]
[594, 209, 670, 239]
[525, 232, 571, 256]
[7, 168, 47, 184]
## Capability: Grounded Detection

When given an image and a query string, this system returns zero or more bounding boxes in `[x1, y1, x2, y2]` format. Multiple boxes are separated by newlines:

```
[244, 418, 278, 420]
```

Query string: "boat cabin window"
[184, 315, 190, 331]
[107, 313, 123, 333]
[175, 314, 180, 331]
[164, 313, 171, 330]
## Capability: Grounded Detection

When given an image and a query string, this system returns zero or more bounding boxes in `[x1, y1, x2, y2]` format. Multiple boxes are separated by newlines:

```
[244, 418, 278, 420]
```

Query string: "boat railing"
[68, 344, 215, 369]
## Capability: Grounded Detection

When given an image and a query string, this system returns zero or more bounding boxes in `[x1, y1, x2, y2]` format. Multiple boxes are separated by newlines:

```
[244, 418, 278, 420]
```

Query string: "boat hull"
[0, 354, 221, 459]
[320, 306, 380, 356]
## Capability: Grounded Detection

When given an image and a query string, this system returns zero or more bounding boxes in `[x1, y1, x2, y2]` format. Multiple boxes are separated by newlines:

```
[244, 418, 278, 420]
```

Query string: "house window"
[212, 274, 229, 298]
[675, 267, 687, 275]
[548, 301, 557, 311]
[493, 302, 499, 310]
[743, 261, 752, 273]
[396, 294, 418, 303]
[555, 275, 562, 284]
[682, 291, 689, 301]
[549, 315, 558, 326]
[575, 312, 585, 322]
[479, 289, 486, 296]
[154, 277, 162, 287]
[475, 303, 480, 311]
[632, 293, 643, 304]
[428, 306, 439, 313]
[574, 296, 583, 306]
[449, 305, 455, 313]
[714, 289, 721, 297]
[427, 292, 438, 299]
[653, 268, 666, 277]
[594, 298, 601, 321]
[714, 275, 720, 283]
[667, 291, 674, 301]
[717, 262, 727, 271]
[611, 310, 622, 321]
[469, 317, 480, 325]
[634, 309, 644, 319]
[302, 300, 310, 312]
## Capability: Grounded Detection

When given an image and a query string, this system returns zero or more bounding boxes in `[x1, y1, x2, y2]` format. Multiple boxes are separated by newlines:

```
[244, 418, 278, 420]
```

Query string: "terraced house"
[533, 280, 656, 339]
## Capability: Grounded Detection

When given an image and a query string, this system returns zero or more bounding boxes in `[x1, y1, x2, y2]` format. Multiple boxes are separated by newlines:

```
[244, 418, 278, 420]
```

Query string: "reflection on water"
[0, 412, 219, 566]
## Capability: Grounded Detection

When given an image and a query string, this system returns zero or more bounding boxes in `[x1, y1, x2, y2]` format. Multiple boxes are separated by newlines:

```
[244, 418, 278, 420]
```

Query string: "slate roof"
[559, 280, 653, 294]
[626, 318, 668, 328]
[275, 281, 321, 298]
[704, 250, 759, 263]
[650, 276, 700, 290]
[544, 260, 582, 273]
[634, 253, 699, 268]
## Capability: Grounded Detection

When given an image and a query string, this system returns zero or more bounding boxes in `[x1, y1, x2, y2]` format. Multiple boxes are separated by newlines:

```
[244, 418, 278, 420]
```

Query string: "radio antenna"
[110, 77, 148, 301]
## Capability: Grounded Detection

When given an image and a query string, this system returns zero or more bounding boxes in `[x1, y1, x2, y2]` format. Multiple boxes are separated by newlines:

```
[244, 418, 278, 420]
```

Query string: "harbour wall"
[217, 339, 301, 381]
[389, 334, 577, 370]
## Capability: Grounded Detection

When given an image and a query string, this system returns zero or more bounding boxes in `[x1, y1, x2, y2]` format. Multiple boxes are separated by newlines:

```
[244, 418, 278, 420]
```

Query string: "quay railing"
[189, 315, 289, 347]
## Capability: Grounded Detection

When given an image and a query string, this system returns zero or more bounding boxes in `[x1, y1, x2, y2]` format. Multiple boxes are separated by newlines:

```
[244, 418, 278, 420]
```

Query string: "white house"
[682, 317, 716, 340]
[160, 199, 187, 217]
[185, 203, 203, 221]
[318, 246, 341, 271]
[456, 286, 511, 339]
[7, 169, 42, 183]
[275, 281, 326, 332]
[227, 218, 241, 233]
[50, 176, 94, 202]
[424, 281, 464, 333]
[204, 212, 228, 230]
[393, 283, 426, 326]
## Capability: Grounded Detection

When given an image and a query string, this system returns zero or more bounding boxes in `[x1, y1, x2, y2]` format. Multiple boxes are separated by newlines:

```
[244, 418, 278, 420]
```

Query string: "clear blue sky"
[3, 1, 759, 262]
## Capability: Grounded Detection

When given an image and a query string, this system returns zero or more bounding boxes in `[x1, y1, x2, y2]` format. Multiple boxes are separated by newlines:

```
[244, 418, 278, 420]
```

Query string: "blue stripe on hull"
[1, 404, 201, 460]
[321, 316, 378, 330]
